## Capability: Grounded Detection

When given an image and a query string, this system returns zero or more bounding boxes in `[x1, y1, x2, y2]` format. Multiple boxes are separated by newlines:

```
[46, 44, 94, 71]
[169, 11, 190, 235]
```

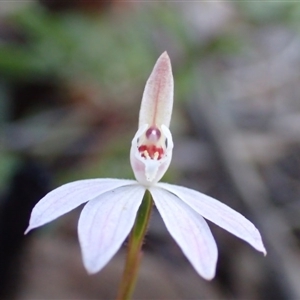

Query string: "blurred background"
[1, 1, 300, 299]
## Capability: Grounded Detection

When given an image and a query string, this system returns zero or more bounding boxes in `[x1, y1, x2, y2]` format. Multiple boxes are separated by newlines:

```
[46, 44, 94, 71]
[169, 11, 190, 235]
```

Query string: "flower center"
[138, 126, 164, 160]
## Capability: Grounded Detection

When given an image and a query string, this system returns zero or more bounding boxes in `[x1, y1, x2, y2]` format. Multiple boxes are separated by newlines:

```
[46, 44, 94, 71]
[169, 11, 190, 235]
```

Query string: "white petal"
[78, 184, 146, 274]
[149, 186, 218, 280]
[139, 52, 174, 128]
[25, 179, 136, 233]
[158, 183, 266, 255]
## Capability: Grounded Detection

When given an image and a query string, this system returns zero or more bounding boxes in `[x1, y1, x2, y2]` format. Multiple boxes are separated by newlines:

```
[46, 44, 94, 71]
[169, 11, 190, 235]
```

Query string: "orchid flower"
[26, 52, 266, 285]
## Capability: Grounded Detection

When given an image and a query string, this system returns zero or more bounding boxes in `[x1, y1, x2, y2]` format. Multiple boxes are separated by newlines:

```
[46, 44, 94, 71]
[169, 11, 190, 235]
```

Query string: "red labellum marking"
[138, 145, 164, 160]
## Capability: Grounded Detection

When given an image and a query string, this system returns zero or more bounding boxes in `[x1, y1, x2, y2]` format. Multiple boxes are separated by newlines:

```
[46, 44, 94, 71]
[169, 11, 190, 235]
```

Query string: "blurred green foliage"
[237, 1, 299, 24]
[0, 5, 155, 94]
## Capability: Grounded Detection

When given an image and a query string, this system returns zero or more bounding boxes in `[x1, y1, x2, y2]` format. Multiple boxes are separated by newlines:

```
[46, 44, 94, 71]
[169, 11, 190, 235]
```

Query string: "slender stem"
[116, 190, 153, 300]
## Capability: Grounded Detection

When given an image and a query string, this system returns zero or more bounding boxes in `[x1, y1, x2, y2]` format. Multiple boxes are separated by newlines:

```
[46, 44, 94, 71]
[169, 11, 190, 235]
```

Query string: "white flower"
[26, 52, 266, 280]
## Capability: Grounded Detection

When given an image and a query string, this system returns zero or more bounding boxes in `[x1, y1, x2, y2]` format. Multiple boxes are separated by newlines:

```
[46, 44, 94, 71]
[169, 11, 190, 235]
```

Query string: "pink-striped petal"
[25, 178, 136, 233]
[158, 183, 266, 255]
[139, 52, 174, 128]
[149, 186, 218, 280]
[78, 184, 146, 274]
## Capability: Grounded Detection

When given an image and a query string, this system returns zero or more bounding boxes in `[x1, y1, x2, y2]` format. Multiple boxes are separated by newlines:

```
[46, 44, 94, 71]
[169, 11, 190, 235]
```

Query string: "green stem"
[116, 190, 153, 300]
